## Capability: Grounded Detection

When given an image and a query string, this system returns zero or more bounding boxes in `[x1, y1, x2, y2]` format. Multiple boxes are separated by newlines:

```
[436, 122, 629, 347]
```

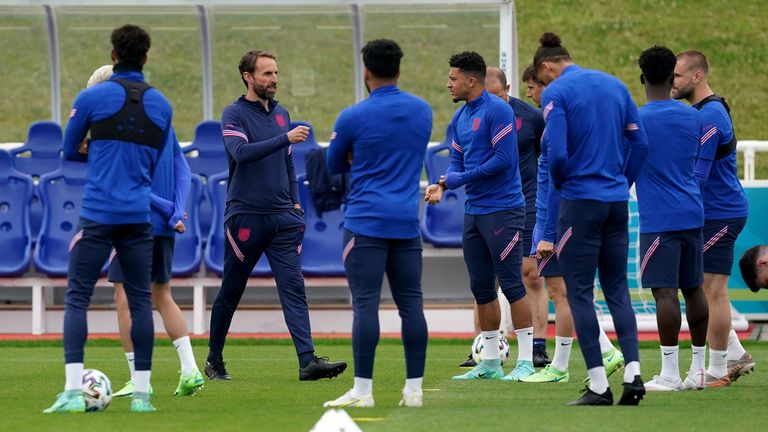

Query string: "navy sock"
[533, 338, 547, 354]
[298, 351, 315, 368]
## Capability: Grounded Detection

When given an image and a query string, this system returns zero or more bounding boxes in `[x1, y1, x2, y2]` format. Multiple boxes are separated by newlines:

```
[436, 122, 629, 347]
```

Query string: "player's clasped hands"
[424, 176, 446, 205]
[536, 240, 555, 259]
[287, 125, 310, 143]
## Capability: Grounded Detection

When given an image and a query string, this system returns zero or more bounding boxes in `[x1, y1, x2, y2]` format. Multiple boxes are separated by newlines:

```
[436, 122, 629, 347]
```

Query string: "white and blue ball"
[82, 369, 112, 412]
[471, 333, 511, 365]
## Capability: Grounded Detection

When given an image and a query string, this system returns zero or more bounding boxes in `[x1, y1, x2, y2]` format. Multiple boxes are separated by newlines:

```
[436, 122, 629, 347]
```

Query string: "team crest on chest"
[516, 117, 523, 131]
[472, 118, 481, 131]
[275, 114, 287, 127]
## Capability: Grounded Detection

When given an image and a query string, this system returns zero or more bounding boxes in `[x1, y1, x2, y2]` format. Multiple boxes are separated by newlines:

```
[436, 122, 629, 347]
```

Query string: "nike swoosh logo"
[485, 337, 494, 340]
[560, 343, 571, 346]
[478, 373, 488, 378]
[494, 227, 504, 236]
[527, 332, 533, 336]
[663, 352, 674, 356]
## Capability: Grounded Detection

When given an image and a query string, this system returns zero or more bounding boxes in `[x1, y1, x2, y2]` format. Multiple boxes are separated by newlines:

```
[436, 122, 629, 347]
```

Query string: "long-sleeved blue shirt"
[542, 65, 649, 202]
[636, 99, 704, 233]
[220, 96, 299, 221]
[446, 90, 524, 214]
[327, 85, 432, 239]
[534, 130, 560, 243]
[693, 99, 748, 220]
[148, 127, 191, 237]
[63, 70, 173, 224]
[508, 96, 544, 213]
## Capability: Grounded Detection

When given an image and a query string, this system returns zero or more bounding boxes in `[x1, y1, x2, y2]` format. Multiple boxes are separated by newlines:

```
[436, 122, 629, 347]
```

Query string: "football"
[82, 369, 112, 412]
[471, 333, 511, 365]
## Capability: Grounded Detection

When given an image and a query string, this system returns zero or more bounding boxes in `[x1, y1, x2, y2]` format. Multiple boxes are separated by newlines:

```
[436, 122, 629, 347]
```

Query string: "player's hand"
[174, 220, 186, 234]
[346, 151, 353, 164]
[287, 126, 310, 144]
[424, 183, 444, 205]
[536, 240, 555, 259]
[78, 138, 89, 155]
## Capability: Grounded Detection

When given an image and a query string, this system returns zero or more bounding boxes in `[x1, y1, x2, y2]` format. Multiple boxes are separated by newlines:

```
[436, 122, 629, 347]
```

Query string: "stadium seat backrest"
[10, 121, 63, 170]
[289, 120, 321, 176]
[34, 161, 91, 276]
[184, 120, 227, 243]
[297, 175, 345, 276]
[171, 174, 203, 276]
[421, 141, 466, 247]
[0, 150, 33, 276]
[184, 120, 228, 177]
[11, 121, 64, 241]
[204, 170, 228, 275]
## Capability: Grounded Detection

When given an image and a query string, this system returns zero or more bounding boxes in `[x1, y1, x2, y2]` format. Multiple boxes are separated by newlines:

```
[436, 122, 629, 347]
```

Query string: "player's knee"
[501, 285, 527, 304]
[651, 288, 678, 303]
[473, 287, 498, 305]
[549, 283, 567, 305]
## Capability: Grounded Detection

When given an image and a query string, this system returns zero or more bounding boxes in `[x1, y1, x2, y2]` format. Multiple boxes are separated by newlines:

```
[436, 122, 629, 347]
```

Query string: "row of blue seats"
[0, 121, 465, 277]
[0, 153, 348, 277]
[4, 120, 324, 242]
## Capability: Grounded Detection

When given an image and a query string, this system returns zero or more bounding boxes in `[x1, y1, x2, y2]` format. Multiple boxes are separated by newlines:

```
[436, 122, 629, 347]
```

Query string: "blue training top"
[636, 99, 704, 233]
[693, 100, 748, 220]
[63, 70, 173, 225]
[542, 65, 649, 202]
[220, 96, 299, 222]
[508, 96, 544, 215]
[327, 85, 432, 239]
[149, 127, 191, 237]
[534, 130, 561, 244]
[445, 89, 524, 214]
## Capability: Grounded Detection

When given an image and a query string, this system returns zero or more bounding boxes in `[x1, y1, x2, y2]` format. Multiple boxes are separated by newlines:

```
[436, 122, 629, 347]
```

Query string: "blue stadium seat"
[10, 121, 63, 241]
[183, 120, 227, 243]
[171, 174, 203, 276]
[204, 170, 227, 275]
[33, 160, 103, 276]
[289, 120, 321, 176]
[421, 140, 466, 247]
[0, 150, 33, 276]
[297, 175, 345, 276]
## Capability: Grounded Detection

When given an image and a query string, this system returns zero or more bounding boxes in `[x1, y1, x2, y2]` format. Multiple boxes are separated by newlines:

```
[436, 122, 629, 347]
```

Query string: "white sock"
[727, 329, 747, 361]
[624, 361, 640, 383]
[598, 326, 614, 355]
[134, 370, 151, 395]
[514, 327, 534, 362]
[551, 336, 573, 371]
[352, 377, 372, 397]
[708, 349, 728, 379]
[404, 377, 423, 395]
[65, 363, 84, 391]
[588, 366, 609, 394]
[172, 336, 197, 375]
[660, 345, 680, 381]
[125, 352, 135, 381]
[691, 345, 706, 373]
[481, 330, 500, 360]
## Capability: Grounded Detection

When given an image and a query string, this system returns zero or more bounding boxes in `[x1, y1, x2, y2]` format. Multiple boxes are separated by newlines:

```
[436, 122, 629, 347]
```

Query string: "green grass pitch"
[0, 338, 764, 431]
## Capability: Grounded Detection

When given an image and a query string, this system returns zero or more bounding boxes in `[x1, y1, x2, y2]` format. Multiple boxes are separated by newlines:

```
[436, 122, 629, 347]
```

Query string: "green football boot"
[501, 360, 535, 381]
[174, 369, 205, 396]
[43, 390, 86, 414]
[130, 392, 156, 413]
[113, 380, 154, 397]
[584, 348, 625, 382]
[452, 360, 504, 380]
[522, 364, 570, 383]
